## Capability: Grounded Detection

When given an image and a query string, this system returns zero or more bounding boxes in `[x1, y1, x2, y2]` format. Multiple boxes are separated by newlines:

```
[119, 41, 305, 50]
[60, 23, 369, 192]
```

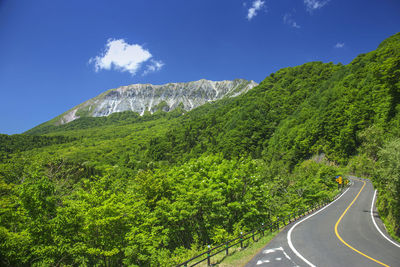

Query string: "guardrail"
[177, 183, 350, 267]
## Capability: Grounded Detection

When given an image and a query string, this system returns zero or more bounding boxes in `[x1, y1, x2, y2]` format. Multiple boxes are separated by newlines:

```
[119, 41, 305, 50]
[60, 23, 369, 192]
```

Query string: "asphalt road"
[245, 178, 400, 267]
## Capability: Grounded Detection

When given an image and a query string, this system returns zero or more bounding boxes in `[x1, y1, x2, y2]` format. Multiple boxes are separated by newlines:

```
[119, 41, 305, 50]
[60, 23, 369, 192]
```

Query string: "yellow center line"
[334, 179, 390, 267]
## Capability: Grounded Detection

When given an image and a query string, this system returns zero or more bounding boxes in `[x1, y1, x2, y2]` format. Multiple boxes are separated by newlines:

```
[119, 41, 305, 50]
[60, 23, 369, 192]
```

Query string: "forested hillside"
[149, 33, 400, 166]
[0, 134, 73, 154]
[0, 33, 399, 266]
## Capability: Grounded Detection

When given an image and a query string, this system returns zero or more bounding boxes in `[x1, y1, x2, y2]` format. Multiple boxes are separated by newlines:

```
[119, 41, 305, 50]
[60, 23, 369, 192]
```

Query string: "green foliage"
[26, 108, 184, 135]
[0, 152, 338, 266]
[374, 138, 400, 238]
[144, 33, 400, 167]
[147, 61, 341, 162]
[0, 134, 73, 155]
[1, 32, 400, 265]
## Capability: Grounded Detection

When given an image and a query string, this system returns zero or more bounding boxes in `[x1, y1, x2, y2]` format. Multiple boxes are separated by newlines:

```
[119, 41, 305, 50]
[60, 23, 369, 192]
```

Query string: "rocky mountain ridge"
[57, 79, 257, 125]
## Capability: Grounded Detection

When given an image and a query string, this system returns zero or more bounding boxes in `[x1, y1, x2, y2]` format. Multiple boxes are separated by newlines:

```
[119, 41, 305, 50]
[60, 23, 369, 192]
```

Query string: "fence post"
[261, 223, 264, 236]
[207, 245, 211, 266]
[252, 230, 255, 242]
[225, 243, 229, 255]
[276, 217, 280, 231]
[240, 232, 243, 248]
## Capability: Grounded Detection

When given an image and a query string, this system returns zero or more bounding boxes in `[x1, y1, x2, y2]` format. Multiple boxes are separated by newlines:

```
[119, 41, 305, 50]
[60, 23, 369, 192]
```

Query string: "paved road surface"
[245, 178, 400, 267]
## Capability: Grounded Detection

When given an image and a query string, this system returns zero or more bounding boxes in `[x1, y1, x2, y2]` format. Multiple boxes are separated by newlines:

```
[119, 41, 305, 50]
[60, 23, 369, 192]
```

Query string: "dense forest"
[0, 33, 399, 266]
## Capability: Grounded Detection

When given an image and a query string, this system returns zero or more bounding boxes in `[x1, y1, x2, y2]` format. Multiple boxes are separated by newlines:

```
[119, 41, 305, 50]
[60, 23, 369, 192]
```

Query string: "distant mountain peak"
[56, 79, 258, 125]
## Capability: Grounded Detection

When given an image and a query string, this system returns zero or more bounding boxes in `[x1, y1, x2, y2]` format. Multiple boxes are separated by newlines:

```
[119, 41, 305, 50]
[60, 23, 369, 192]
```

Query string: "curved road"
[245, 178, 400, 267]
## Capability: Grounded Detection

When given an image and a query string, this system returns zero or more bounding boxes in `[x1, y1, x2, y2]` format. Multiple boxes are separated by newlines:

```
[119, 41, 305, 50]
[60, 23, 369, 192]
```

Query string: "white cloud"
[335, 42, 345, 48]
[89, 39, 163, 76]
[247, 0, 265, 20]
[304, 0, 329, 12]
[142, 59, 165, 76]
[283, 13, 300, 28]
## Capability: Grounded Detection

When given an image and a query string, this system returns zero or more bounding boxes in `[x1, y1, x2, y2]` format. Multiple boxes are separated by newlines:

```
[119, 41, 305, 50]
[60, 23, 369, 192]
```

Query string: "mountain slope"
[26, 79, 257, 135]
[55, 79, 256, 124]
[147, 33, 400, 165]
[1, 33, 399, 267]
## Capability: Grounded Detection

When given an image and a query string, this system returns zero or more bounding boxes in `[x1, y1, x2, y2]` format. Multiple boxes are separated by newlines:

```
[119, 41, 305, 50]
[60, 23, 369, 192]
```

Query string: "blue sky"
[0, 0, 399, 134]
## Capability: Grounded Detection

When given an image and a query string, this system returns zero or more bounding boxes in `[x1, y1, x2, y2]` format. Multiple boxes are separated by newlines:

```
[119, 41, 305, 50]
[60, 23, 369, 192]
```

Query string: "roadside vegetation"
[0, 33, 399, 266]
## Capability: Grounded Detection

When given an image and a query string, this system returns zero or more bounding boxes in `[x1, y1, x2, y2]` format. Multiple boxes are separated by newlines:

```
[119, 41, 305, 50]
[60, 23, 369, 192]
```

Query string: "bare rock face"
[58, 79, 258, 125]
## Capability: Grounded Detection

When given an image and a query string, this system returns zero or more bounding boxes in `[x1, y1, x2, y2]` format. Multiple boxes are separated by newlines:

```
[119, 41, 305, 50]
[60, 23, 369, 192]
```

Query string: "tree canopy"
[1, 32, 400, 266]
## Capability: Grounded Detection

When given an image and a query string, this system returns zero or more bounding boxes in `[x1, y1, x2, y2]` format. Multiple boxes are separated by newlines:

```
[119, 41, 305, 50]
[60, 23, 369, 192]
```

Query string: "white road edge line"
[370, 189, 400, 248]
[287, 186, 352, 267]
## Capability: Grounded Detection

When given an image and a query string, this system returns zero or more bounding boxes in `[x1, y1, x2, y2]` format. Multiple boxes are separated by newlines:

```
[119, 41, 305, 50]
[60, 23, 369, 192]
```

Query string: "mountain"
[2, 33, 400, 267]
[151, 32, 400, 164]
[54, 79, 257, 125]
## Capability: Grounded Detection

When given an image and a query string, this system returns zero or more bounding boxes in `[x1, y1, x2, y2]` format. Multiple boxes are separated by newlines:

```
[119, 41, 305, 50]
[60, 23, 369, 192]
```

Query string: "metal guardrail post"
[207, 245, 211, 266]
[261, 223, 264, 236]
[177, 188, 351, 267]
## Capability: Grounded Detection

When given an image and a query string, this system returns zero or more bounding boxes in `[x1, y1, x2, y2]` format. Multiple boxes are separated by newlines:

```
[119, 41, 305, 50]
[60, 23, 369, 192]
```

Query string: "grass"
[193, 229, 280, 267]
[378, 213, 400, 243]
